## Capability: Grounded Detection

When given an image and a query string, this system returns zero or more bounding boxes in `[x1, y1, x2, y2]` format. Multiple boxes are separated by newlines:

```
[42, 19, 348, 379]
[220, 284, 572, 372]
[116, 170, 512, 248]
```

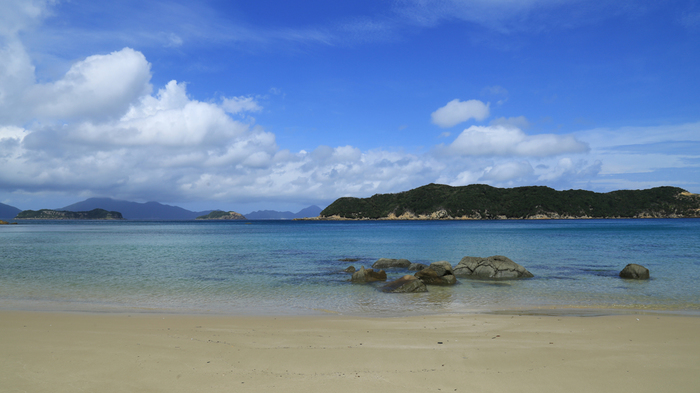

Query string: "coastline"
[299, 214, 700, 220]
[2, 310, 698, 392]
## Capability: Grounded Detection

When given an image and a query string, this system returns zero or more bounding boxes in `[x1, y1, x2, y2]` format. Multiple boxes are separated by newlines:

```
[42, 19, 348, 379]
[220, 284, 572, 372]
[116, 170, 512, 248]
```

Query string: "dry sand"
[2, 310, 699, 392]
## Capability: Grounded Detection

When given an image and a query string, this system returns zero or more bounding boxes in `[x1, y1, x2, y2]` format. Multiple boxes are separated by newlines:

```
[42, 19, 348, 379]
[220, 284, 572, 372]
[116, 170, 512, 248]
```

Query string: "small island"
[15, 208, 124, 220]
[195, 210, 246, 220]
[317, 183, 700, 220]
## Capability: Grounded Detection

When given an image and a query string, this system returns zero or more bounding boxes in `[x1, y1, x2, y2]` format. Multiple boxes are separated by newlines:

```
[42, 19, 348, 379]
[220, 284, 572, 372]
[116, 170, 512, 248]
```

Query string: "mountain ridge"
[58, 198, 322, 220]
[0, 202, 21, 219]
[60, 198, 212, 220]
[246, 205, 322, 220]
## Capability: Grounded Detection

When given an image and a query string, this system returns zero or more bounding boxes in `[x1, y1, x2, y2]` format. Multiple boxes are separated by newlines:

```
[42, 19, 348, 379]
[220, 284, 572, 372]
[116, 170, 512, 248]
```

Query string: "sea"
[1, 219, 699, 316]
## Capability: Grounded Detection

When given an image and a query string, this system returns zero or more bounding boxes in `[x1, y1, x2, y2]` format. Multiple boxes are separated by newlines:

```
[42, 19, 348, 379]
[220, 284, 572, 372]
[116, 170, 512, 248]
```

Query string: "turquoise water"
[1, 219, 699, 315]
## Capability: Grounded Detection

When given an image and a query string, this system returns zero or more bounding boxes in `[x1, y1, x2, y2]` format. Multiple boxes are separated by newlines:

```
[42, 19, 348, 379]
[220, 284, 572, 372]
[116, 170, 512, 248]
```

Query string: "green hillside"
[320, 184, 700, 219]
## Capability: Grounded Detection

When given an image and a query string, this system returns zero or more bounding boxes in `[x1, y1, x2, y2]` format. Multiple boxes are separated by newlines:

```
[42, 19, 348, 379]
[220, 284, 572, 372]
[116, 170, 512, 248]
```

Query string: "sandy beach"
[1, 310, 699, 392]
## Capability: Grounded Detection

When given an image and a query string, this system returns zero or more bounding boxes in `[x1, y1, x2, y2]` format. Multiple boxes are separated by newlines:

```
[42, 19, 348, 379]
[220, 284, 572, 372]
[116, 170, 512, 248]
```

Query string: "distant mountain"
[246, 205, 322, 220]
[296, 205, 323, 218]
[0, 202, 22, 219]
[60, 198, 212, 220]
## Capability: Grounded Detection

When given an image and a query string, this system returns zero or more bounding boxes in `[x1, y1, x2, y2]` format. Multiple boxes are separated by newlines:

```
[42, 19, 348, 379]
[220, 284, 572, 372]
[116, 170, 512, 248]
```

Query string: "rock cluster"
[351, 258, 471, 293]
[346, 256, 645, 294]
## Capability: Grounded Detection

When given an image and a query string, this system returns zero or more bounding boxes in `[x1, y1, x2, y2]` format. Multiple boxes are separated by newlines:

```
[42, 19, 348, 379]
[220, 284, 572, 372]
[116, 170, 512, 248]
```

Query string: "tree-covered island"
[195, 210, 246, 220]
[15, 209, 124, 220]
[319, 184, 700, 220]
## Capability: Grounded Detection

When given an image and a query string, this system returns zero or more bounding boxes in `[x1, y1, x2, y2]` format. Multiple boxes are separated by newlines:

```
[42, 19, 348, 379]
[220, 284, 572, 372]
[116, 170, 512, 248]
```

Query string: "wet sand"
[1, 311, 699, 392]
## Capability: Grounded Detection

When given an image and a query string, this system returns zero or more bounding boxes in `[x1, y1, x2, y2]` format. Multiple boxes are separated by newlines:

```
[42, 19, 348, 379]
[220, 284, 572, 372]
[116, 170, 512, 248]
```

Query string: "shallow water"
[1, 219, 699, 316]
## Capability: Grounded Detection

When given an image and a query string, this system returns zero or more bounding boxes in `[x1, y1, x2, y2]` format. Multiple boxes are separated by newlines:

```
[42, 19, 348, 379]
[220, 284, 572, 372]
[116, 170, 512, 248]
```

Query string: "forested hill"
[15, 209, 124, 220]
[319, 184, 700, 220]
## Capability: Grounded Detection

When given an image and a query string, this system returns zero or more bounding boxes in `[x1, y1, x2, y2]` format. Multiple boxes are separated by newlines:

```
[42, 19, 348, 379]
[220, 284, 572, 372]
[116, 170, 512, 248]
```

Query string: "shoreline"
[298, 215, 700, 221]
[4, 296, 700, 319]
[2, 309, 699, 392]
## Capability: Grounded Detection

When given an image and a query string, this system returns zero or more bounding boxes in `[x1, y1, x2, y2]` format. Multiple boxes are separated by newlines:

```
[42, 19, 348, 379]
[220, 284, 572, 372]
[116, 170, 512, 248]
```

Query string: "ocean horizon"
[1, 219, 699, 316]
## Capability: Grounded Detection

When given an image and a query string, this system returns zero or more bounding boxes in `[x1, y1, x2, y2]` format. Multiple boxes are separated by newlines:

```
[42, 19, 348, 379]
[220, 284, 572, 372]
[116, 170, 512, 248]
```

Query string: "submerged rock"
[619, 263, 650, 279]
[381, 275, 427, 293]
[372, 258, 412, 269]
[351, 266, 387, 283]
[453, 255, 534, 279]
[344, 266, 356, 273]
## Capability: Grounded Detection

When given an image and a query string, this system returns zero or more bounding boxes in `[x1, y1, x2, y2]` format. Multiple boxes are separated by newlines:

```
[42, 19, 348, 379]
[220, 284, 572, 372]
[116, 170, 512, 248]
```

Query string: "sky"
[1, 0, 699, 212]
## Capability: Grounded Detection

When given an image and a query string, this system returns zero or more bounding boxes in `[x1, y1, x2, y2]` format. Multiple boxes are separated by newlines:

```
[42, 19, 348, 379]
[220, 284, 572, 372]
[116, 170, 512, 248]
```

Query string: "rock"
[443, 274, 457, 285]
[381, 275, 428, 293]
[619, 263, 650, 279]
[453, 255, 534, 279]
[351, 266, 387, 283]
[429, 261, 453, 276]
[339, 258, 360, 262]
[414, 268, 457, 286]
[372, 258, 412, 269]
[408, 262, 428, 271]
[344, 266, 356, 273]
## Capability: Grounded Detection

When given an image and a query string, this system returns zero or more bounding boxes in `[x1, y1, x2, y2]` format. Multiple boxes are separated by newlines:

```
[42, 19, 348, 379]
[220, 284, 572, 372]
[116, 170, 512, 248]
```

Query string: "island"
[317, 183, 700, 220]
[15, 208, 124, 220]
[195, 210, 246, 220]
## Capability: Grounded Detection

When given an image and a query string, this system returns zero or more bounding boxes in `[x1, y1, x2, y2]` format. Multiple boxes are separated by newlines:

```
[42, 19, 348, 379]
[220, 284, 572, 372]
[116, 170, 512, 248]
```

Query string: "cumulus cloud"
[447, 125, 589, 157]
[431, 99, 490, 128]
[0, 42, 450, 206]
[28, 48, 152, 122]
[1, 47, 152, 123]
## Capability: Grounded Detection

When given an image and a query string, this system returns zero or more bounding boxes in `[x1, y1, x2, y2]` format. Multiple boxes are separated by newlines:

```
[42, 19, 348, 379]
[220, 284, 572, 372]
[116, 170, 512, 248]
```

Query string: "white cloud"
[448, 125, 589, 157]
[490, 115, 531, 129]
[535, 158, 601, 182]
[481, 161, 534, 182]
[0, 0, 53, 37]
[431, 99, 490, 128]
[1, 47, 152, 124]
[29, 48, 151, 121]
[221, 96, 262, 115]
[0, 38, 35, 111]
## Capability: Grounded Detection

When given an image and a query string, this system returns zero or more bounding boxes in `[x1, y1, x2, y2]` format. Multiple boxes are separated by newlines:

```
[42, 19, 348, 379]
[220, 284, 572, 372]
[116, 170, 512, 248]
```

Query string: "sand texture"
[2, 311, 699, 392]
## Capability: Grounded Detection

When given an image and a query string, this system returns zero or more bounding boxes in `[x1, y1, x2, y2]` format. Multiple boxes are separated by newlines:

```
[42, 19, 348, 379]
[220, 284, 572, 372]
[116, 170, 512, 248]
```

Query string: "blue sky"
[1, 0, 699, 212]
